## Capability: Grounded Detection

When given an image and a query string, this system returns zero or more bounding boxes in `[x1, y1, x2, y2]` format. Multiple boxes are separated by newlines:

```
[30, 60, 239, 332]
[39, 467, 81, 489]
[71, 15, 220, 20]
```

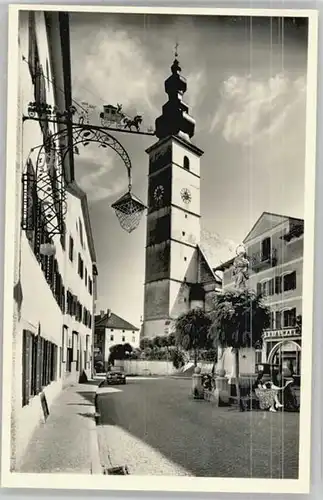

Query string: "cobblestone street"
[95, 377, 299, 478]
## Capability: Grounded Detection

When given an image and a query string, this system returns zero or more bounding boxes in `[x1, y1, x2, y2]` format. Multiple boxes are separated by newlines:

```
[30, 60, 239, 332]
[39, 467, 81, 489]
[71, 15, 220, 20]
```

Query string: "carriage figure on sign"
[100, 104, 125, 126]
[100, 104, 143, 132]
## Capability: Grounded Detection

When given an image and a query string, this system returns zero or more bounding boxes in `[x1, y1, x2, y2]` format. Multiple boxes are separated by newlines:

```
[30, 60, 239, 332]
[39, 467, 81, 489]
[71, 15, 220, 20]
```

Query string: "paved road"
[96, 377, 299, 478]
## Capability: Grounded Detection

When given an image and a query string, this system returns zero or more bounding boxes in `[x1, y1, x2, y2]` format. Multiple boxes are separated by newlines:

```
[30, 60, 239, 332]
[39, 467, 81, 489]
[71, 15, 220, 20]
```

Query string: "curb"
[86, 384, 103, 475]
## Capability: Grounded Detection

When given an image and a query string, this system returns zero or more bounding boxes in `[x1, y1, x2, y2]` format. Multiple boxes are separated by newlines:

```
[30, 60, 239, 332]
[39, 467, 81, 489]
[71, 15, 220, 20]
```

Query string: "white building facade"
[214, 212, 303, 381]
[11, 11, 97, 469]
[94, 310, 140, 367]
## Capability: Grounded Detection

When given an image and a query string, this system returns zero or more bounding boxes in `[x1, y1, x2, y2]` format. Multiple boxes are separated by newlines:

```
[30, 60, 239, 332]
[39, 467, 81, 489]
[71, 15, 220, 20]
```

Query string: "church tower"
[142, 54, 205, 339]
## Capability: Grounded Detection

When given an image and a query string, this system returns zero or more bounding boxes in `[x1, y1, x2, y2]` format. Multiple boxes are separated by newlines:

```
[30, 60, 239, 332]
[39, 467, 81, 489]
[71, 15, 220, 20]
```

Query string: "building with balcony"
[11, 11, 97, 469]
[94, 310, 140, 368]
[214, 212, 303, 379]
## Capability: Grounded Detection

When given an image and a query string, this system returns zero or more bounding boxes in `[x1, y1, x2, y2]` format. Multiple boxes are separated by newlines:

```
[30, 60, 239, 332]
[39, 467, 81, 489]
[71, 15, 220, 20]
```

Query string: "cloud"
[185, 70, 205, 110]
[211, 73, 306, 146]
[71, 27, 159, 126]
[75, 147, 128, 203]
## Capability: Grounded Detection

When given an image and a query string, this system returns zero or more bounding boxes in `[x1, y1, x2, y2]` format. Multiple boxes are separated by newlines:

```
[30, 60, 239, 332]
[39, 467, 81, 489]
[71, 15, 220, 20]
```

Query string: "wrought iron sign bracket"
[21, 102, 154, 240]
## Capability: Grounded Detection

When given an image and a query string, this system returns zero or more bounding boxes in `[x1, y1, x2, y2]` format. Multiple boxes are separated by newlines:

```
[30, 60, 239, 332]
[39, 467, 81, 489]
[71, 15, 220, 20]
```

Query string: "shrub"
[171, 348, 186, 369]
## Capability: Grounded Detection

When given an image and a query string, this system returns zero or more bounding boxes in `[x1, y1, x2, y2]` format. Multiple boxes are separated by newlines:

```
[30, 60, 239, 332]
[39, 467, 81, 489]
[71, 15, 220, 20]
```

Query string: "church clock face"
[154, 185, 165, 205]
[180, 187, 192, 204]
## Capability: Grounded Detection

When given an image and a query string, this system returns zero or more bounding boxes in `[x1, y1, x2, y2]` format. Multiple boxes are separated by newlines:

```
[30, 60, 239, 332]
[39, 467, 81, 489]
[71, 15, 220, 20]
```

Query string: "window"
[283, 308, 296, 328]
[110, 329, 114, 332]
[122, 336, 125, 342]
[275, 311, 282, 330]
[261, 237, 271, 261]
[183, 156, 190, 170]
[79, 218, 84, 247]
[132, 336, 136, 343]
[60, 223, 66, 251]
[182, 231, 186, 236]
[88, 278, 93, 296]
[61, 326, 67, 363]
[85, 268, 88, 286]
[261, 280, 269, 296]
[283, 271, 296, 292]
[270, 311, 275, 329]
[78, 253, 84, 279]
[72, 332, 78, 362]
[22, 330, 58, 407]
[110, 335, 114, 341]
[69, 236, 74, 262]
[185, 214, 188, 219]
[85, 335, 90, 367]
[184, 257, 187, 261]
[122, 330, 125, 333]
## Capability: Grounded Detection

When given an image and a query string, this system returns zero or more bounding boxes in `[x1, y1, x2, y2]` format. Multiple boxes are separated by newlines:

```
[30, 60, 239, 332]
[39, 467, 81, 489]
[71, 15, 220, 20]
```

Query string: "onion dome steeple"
[155, 46, 196, 141]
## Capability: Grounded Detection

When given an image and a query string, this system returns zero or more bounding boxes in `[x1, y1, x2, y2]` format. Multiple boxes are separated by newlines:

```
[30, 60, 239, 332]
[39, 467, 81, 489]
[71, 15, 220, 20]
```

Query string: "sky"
[68, 13, 309, 326]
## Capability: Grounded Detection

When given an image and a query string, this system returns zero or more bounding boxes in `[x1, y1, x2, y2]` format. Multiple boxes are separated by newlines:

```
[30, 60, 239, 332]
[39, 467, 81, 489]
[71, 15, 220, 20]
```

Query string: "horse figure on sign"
[123, 115, 143, 132]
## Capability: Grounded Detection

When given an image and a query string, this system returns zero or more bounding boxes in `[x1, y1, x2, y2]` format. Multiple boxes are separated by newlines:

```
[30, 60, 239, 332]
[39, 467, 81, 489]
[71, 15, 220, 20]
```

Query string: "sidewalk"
[18, 380, 102, 474]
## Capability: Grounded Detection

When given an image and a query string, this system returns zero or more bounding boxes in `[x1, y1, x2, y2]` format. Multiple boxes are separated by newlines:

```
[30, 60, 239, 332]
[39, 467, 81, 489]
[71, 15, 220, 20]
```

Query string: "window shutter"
[22, 331, 31, 406]
[256, 282, 262, 295]
[46, 342, 51, 385]
[291, 271, 297, 290]
[34, 63, 47, 106]
[36, 336, 42, 394]
[275, 276, 282, 294]
[28, 12, 38, 82]
[61, 285, 65, 313]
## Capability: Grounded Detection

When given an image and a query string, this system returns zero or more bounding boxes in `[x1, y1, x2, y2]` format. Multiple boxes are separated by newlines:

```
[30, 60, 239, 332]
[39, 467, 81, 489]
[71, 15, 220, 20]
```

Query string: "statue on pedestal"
[233, 244, 249, 290]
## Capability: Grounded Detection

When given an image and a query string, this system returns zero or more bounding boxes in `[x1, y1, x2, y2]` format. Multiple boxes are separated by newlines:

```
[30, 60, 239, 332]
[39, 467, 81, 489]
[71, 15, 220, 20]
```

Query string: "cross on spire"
[174, 41, 179, 58]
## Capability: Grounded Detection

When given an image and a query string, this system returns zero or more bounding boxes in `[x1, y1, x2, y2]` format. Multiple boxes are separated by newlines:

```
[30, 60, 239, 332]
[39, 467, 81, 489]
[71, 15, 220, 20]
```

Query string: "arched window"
[183, 156, 190, 170]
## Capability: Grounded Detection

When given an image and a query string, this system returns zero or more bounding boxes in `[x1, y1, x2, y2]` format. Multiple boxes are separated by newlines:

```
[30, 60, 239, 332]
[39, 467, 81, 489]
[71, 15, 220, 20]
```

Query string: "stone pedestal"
[213, 376, 230, 406]
[192, 367, 204, 399]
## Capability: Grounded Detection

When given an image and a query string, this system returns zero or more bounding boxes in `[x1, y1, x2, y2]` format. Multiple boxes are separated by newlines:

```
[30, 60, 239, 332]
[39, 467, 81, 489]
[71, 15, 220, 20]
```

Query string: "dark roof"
[197, 244, 222, 285]
[213, 257, 235, 272]
[95, 312, 139, 331]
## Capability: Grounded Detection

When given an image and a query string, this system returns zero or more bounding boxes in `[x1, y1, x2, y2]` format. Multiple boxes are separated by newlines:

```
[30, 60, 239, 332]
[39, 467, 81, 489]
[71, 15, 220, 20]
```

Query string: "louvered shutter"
[275, 276, 282, 294]
[22, 331, 31, 406]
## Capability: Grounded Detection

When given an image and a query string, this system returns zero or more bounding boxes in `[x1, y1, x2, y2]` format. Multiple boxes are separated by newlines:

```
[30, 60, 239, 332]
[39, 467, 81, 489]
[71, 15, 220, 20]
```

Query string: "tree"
[140, 337, 153, 350]
[175, 308, 212, 366]
[209, 289, 270, 408]
[108, 343, 133, 365]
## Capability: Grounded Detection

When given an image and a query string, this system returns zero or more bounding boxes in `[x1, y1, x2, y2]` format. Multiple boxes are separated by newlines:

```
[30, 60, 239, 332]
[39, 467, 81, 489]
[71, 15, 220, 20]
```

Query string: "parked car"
[100, 367, 126, 386]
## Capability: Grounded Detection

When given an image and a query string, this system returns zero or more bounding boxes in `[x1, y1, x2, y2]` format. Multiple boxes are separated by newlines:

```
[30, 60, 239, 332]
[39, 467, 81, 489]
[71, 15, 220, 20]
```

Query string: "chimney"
[107, 309, 111, 318]
[100, 310, 105, 318]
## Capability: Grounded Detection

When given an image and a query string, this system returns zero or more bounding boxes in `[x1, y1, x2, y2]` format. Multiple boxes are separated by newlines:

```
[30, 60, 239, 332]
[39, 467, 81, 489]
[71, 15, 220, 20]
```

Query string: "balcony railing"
[263, 327, 299, 340]
[248, 248, 277, 271]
